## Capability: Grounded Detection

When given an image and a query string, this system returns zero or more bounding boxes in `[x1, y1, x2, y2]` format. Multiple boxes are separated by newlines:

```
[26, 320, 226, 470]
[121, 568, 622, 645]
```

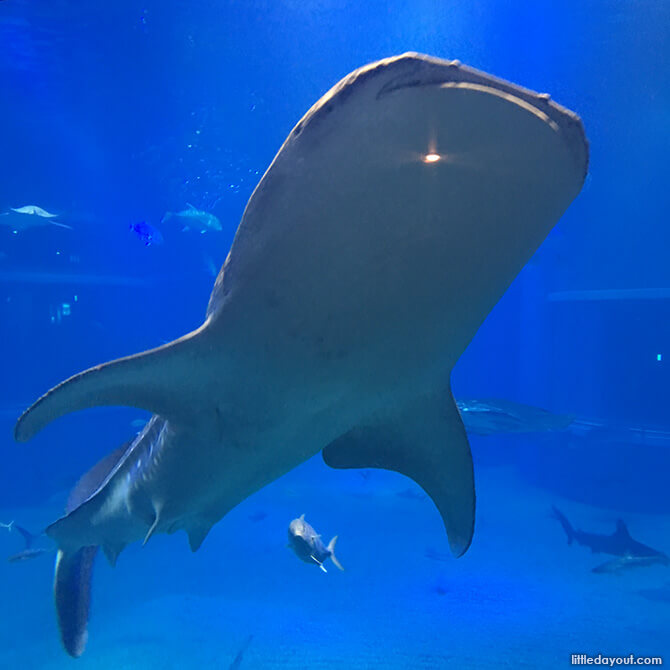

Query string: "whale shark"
[456, 398, 575, 435]
[14, 53, 588, 655]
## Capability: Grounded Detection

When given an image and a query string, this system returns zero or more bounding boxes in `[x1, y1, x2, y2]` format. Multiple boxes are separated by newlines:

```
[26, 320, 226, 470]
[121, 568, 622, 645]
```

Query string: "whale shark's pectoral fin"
[322, 388, 475, 557]
[14, 326, 210, 442]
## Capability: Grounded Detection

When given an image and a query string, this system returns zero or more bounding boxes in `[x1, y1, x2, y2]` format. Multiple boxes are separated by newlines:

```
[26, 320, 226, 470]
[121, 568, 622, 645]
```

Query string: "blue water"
[1, 1, 669, 667]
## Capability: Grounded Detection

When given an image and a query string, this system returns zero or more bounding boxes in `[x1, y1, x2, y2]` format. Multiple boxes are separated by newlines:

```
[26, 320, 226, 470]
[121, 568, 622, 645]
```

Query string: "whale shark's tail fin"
[53, 442, 130, 657]
[552, 506, 575, 545]
[54, 546, 98, 657]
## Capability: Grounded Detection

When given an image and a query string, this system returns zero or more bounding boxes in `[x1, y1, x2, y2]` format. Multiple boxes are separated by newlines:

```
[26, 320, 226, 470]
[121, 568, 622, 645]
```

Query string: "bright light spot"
[657, 354, 663, 362]
[422, 153, 441, 164]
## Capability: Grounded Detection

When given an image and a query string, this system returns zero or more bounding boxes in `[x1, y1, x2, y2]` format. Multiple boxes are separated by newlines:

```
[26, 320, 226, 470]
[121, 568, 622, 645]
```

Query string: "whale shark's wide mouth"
[292, 53, 587, 190]
[375, 56, 464, 98]
[372, 55, 588, 183]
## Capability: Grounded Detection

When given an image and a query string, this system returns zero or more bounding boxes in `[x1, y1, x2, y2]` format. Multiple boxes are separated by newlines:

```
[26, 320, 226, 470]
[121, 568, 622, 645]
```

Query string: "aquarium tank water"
[0, 1, 668, 668]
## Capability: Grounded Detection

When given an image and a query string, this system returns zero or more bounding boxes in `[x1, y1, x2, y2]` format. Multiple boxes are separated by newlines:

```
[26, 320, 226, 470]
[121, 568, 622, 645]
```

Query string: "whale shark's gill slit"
[322, 388, 475, 557]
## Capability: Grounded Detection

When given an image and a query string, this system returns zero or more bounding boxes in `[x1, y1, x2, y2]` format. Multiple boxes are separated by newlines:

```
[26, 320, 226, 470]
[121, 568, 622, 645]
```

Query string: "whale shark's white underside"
[16, 53, 587, 579]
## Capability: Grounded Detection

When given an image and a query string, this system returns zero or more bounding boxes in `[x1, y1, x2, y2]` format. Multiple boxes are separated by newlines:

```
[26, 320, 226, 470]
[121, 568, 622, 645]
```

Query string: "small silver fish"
[161, 203, 222, 233]
[3, 521, 52, 562]
[8, 547, 51, 563]
[287, 514, 343, 573]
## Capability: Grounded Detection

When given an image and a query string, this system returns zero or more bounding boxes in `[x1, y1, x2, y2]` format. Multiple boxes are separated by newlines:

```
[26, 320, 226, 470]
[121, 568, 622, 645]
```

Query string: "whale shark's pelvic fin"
[187, 523, 213, 552]
[14, 327, 208, 442]
[101, 542, 125, 568]
[322, 387, 475, 557]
